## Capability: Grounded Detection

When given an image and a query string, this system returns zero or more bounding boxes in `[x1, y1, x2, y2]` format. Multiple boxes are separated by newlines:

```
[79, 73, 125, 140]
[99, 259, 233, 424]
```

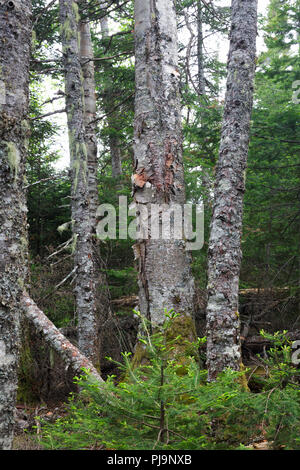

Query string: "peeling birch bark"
[59, 0, 99, 366]
[206, 0, 258, 381]
[22, 294, 103, 383]
[133, 0, 196, 329]
[0, 0, 31, 449]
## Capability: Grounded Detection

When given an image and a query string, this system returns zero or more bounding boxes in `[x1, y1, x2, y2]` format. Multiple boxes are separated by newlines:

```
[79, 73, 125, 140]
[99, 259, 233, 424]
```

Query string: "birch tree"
[0, 0, 31, 449]
[206, 0, 258, 381]
[59, 0, 99, 367]
[133, 0, 196, 337]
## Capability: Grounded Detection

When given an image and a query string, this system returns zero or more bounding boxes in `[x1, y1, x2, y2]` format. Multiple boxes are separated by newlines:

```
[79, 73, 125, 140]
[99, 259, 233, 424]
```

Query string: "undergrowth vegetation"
[37, 312, 300, 450]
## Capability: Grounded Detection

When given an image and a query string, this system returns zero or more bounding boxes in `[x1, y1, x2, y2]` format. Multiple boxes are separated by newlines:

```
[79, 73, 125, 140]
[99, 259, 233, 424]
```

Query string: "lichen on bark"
[0, 0, 32, 449]
[59, 0, 99, 366]
[206, 0, 258, 381]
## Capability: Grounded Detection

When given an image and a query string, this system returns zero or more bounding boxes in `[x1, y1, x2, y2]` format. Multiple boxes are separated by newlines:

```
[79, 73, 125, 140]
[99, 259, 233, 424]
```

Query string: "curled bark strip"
[22, 293, 103, 384]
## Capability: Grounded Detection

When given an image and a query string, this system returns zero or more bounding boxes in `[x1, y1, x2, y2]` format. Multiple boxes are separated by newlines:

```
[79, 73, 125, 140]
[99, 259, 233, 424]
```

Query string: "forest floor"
[13, 402, 68, 450]
[12, 399, 272, 451]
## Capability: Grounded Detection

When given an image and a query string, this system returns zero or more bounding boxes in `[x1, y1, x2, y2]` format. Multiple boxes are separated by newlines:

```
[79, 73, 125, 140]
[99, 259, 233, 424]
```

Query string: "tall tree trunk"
[133, 0, 196, 332]
[79, 20, 98, 227]
[59, 0, 99, 367]
[79, 15, 112, 360]
[206, 0, 258, 381]
[197, 0, 205, 95]
[0, 0, 31, 449]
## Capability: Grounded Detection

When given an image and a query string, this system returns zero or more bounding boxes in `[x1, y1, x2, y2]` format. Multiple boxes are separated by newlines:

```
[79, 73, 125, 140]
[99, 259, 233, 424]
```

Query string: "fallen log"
[22, 293, 103, 384]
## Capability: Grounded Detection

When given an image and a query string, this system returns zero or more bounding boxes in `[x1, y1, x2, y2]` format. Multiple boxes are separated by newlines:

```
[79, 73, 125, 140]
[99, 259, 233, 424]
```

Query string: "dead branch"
[22, 293, 103, 384]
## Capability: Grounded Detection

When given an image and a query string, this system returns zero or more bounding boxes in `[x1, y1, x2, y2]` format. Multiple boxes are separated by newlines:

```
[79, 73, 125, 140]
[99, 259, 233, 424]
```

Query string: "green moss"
[165, 314, 198, 358]
[77, 31, 81, 51]
[75, 142, 80, 156]
[67, 104, 75, 121]
[81, 142, 87, 159]
[72, 2, 80, 23]
[61, 18, 76, 42]
[5, 141, 20, 183]
[72, 157, 80, 191]
[238, 362, 250, 391]
[131, 314, 199, 372]
[70, 233, 78, 254]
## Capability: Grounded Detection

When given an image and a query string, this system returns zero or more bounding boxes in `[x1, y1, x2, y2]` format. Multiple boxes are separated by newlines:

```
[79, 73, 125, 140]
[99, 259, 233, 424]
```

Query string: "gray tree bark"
[0, 0, 31, 449]
[197, 0, 206, 95]
[80, 14, 113, 358]
[79, 20, 98, 227]
[206, 0, 258, 381]
[60, 0, 99, 367]
[133, 0, 196, 332]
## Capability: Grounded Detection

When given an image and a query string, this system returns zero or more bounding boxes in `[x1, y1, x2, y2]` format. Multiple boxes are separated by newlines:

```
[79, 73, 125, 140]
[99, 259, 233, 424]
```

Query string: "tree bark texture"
[197, 0, 205, 95]
[79, 20, 98, 225]
[0, 0, 31, 449]
[80, 15, 113, 356]
[60, 0, 99, 367]
[206, 0, 258, 381]
[133, 0, 195, 328]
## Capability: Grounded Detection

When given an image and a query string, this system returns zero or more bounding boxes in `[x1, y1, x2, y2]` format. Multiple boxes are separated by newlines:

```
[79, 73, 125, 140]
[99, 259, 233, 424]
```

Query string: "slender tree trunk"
[133, 0, 196, 332]
[79, 20, 98, 227]
[80, 15, 112, 357]
[197, 0, 205, 95]
[0, 0, 31, 449]
[59, 0, 99, 367]
[206, 0, 258, 381]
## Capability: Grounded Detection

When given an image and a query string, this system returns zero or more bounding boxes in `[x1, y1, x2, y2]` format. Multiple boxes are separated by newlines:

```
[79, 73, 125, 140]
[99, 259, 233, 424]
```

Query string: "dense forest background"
[25, 0, 299, 384]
